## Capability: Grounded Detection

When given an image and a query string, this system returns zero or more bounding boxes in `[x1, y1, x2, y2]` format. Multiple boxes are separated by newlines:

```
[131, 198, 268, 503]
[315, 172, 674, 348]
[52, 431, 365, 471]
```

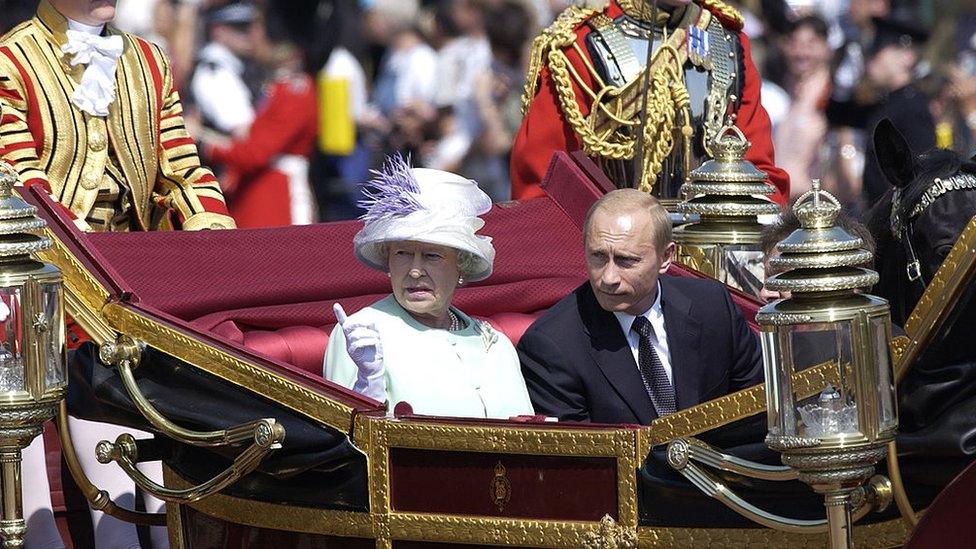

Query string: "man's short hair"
[583, 189, 672, 252]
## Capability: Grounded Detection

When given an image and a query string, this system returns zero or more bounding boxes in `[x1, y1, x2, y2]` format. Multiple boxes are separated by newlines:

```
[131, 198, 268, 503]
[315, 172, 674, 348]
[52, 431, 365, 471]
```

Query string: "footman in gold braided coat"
[0, 0, 236, 232]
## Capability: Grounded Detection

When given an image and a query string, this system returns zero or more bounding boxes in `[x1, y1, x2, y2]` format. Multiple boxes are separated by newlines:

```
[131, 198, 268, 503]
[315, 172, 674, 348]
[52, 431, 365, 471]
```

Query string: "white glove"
[334, 303, 386, 402]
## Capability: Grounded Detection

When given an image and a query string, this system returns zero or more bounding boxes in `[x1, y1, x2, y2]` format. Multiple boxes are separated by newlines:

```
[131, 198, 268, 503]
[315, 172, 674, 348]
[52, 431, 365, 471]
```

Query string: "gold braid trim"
[697, 0, 744, 30]
[520, 6, 598, 115]
[618, 0, 744, 30]
[636, 44, 692, 192]
[547, 36, 691, 189]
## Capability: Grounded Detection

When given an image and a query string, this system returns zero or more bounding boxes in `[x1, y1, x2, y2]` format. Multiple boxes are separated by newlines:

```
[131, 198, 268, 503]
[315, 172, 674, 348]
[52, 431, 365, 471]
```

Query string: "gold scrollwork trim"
[388, 513, 636, 548]
[169, 461, 908, 548]
[63, 289, 114, 345]
[376, 420, 636, 457]
[358, 417, 641, 528]
[636, 517, 908, 548]
[889, 335, 909, 368]
[37, 227, 110, 314]
[102, 303, 356, 433]
[639, 362, 840, 454]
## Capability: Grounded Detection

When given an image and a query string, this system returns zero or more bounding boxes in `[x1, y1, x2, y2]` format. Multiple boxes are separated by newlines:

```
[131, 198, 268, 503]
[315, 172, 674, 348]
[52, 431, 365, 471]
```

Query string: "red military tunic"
[205, 73, 318, 228]
[512, 0, 789, 206]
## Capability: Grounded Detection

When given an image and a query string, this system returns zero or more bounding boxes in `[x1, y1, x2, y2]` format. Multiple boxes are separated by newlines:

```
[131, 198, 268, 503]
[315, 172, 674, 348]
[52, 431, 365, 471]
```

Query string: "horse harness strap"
[890, 173, 976, 286]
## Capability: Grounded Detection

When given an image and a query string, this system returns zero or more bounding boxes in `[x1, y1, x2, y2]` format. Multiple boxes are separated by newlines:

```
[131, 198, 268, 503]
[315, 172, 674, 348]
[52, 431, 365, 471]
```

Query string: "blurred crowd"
[1, 0, 972, 224]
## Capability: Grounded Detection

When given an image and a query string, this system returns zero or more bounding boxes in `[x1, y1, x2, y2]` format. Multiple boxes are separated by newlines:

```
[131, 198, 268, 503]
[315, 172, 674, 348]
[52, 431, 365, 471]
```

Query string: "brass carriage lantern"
[674, 125, 781, 296]
[758, 182, 896, 549]
[0, 161, 66, 548]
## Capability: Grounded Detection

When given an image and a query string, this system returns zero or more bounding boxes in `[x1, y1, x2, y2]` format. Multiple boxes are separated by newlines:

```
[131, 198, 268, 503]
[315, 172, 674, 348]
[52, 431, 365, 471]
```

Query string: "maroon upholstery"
[236, 311, 546, 377]
[240, 326, 333, 376]
[482, 312, 545, 348]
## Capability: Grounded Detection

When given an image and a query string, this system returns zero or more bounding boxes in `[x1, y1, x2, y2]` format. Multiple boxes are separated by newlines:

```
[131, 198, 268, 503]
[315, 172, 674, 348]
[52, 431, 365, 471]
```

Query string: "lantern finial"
[794, 179, 841, 230]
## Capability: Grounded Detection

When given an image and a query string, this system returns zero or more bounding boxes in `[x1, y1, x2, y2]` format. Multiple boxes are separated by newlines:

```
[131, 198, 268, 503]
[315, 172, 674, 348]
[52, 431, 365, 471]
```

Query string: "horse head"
[867, 118, 976, 329]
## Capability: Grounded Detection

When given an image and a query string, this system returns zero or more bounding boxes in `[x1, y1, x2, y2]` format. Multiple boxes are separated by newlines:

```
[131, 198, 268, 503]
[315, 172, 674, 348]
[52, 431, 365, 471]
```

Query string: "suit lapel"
[660, 277, 703, 410]
[579, 285, 655, 424]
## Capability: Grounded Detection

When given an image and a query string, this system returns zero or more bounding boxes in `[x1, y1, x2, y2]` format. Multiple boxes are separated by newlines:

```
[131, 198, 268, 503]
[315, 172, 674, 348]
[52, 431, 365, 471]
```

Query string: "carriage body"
[23, 153, 971, 548]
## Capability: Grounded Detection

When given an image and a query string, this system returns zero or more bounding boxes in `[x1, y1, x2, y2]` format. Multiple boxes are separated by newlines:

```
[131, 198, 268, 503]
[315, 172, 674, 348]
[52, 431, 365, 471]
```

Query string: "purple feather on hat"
[358, 153, 424, 222]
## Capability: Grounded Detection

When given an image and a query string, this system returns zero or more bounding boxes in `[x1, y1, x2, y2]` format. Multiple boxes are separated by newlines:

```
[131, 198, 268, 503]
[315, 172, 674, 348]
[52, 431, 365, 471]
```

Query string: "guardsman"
[512, 0, 788, 206]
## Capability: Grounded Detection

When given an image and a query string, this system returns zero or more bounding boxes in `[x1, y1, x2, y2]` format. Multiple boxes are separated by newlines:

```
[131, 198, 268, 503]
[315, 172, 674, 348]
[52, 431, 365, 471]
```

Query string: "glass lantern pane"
[761, 328, 796, 436]
[40, 283, 65, 390]
[789, 322, 861, 439]
[0, 287, 25, 392]
[721, 246, 765, 297]
[872, 316, 897, 433]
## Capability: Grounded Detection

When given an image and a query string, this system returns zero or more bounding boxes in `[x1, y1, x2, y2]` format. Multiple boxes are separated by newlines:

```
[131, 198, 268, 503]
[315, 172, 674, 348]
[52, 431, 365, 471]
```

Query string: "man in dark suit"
[517, 189, 764, 424]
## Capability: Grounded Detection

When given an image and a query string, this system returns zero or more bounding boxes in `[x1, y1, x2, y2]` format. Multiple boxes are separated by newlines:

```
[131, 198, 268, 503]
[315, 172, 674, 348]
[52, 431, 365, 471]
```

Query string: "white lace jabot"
[62, 19, 123, 117]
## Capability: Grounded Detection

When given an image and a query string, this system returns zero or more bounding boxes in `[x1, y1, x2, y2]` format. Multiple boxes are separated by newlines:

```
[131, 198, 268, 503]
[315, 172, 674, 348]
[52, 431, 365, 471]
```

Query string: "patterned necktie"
[631, 315, 677, 416]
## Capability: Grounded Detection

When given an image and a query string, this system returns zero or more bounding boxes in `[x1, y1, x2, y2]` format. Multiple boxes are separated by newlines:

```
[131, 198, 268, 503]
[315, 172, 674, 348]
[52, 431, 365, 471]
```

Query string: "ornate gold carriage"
[19, 152, 976, 548]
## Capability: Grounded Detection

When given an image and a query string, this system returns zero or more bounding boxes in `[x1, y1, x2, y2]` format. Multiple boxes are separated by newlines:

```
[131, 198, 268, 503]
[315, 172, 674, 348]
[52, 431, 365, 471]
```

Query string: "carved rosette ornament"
[580, 514, 638, 549]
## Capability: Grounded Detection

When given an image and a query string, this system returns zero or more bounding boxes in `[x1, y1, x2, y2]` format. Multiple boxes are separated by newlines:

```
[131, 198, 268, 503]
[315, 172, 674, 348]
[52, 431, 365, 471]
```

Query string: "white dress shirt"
[612, 283, 674, 385]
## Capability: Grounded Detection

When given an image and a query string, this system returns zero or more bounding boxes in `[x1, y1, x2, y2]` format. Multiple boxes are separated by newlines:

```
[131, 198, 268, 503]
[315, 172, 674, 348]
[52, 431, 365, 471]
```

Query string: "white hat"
[353, 155, 496, 281]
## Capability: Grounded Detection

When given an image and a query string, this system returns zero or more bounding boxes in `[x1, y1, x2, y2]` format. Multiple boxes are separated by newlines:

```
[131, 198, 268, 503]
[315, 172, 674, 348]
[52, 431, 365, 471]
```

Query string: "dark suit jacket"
[517, 276, 764, 424]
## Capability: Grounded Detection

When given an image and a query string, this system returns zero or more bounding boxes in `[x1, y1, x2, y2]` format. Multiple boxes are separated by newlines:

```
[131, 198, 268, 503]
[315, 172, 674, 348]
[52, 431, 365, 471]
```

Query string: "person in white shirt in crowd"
[424, 0, 491, 173]
[363, 0, 437, 158]
[190, 1, 260, 138]
[324, 155, 533, 418]
[366, 0, 437, 117]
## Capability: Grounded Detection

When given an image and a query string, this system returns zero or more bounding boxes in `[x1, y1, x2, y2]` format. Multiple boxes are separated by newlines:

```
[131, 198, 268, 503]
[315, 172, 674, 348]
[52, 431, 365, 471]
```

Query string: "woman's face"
[388, 241, 461, 326]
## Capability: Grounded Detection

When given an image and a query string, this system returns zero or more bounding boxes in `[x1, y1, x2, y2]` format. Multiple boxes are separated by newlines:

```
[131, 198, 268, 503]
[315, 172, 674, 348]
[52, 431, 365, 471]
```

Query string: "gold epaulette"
[520, 6, 599, 115]
[697, 0, 744, 31]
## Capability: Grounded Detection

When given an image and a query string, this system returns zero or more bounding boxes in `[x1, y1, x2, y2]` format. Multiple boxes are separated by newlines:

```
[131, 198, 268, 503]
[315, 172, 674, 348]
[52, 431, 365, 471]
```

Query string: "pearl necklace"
[448, 310, 463, 332]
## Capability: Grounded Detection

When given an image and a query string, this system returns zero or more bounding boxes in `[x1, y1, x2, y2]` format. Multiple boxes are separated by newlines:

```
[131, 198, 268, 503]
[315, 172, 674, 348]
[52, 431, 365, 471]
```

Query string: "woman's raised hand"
[334, 303, 386, 402]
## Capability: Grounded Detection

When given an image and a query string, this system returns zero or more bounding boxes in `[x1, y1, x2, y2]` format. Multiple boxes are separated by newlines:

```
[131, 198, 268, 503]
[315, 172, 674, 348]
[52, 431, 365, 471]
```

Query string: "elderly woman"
[324, 156, 533, 418]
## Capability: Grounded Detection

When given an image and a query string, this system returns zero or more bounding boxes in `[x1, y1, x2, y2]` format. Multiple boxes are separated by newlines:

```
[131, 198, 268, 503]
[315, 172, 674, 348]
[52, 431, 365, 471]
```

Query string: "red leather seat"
[240, 312, 545, 377]
[242, 326, 332, 376]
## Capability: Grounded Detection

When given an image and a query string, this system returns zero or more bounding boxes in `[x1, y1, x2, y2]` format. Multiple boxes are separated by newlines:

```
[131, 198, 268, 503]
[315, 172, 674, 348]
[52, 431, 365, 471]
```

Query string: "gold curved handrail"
[95, 421, 284, 504]
[666, 437, 884, 534]
[92, 335, 287, 503]
[55, 402, 166, 526]
[100, 335, 285, 448]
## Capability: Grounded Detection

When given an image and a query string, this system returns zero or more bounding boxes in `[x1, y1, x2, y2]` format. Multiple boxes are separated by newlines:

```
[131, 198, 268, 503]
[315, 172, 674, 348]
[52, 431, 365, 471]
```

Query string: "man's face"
[214, 21, 259, 58]
[585, 208, 674, 315]
[51, 0, 117, 25]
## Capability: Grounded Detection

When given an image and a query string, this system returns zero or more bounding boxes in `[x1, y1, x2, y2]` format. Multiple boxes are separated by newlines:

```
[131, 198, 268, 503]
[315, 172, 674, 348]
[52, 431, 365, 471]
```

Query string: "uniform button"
[81, 173, 99, 190]
[88, 131, 106, 152]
